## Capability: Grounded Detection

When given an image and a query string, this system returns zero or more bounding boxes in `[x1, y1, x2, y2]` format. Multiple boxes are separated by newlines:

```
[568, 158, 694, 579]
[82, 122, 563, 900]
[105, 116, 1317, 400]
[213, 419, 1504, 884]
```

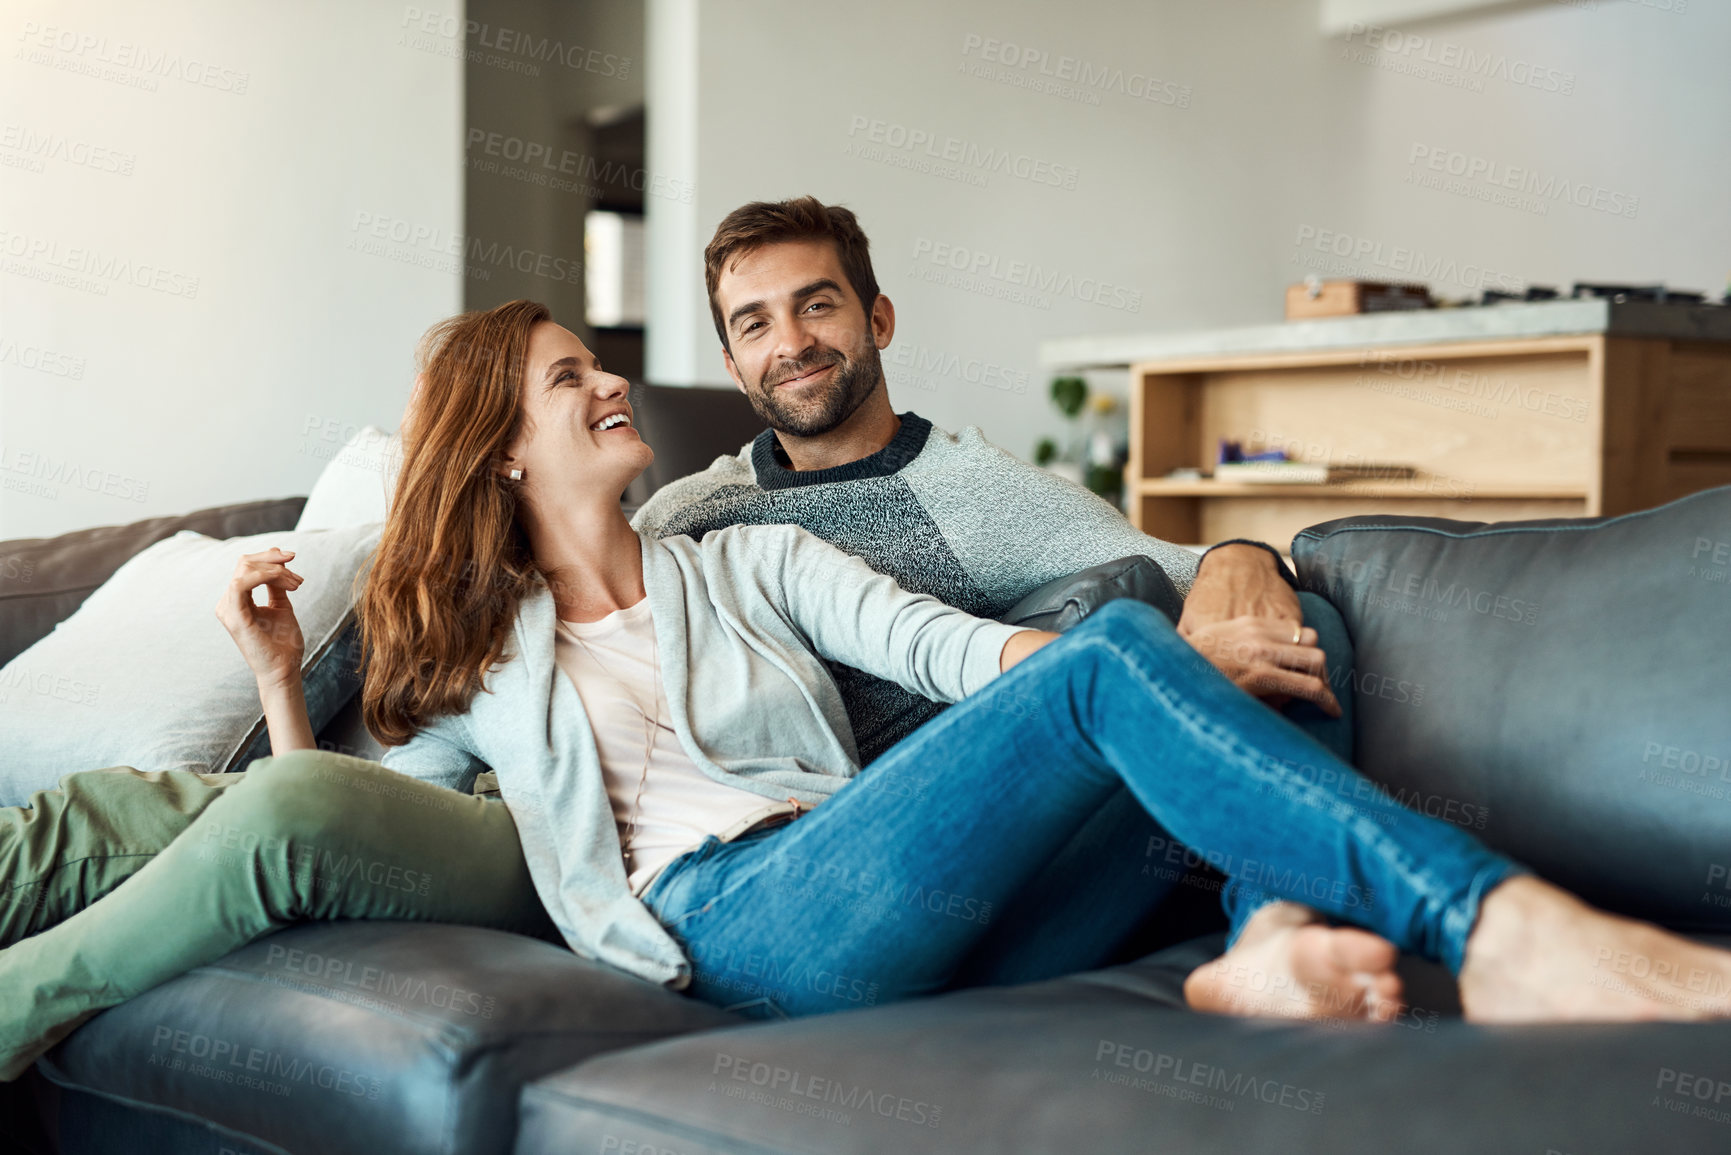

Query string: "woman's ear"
[493, 436, 528, 482]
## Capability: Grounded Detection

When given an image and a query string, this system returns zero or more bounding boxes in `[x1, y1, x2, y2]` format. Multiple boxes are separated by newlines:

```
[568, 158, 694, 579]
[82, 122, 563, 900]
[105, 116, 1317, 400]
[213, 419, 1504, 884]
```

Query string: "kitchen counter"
[1040, 299, 1731, 370]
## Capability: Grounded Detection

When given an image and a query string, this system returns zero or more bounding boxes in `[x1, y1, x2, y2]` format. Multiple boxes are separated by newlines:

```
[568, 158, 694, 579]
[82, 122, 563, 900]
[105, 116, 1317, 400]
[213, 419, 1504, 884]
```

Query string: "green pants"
[0, 750, 553, 1081]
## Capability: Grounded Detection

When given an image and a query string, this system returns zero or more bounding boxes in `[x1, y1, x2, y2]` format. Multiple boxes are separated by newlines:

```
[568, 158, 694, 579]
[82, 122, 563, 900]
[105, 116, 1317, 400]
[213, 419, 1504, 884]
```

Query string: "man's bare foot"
[1461, 875, 1731, 1022]
[1183, 901, 1404, 1023]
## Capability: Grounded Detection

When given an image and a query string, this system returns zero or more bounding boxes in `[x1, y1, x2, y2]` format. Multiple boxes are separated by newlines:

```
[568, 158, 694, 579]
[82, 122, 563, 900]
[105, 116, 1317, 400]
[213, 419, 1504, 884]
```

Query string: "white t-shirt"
[553, 596, 767, 895]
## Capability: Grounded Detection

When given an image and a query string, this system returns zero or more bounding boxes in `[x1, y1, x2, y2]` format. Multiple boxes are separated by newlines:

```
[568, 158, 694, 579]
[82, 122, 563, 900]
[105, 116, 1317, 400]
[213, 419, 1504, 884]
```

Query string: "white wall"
[1, 0, 464, 539]
[645, 0, 701, 384]
[645, 0, 1729, 465]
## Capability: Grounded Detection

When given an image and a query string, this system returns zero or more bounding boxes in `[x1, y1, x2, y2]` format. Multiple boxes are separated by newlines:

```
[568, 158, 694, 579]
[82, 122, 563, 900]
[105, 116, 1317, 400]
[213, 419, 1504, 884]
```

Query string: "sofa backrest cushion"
[619, 382, 766, 511]
[1292, 486, 1731, 931]
[0, 497, 306, 668]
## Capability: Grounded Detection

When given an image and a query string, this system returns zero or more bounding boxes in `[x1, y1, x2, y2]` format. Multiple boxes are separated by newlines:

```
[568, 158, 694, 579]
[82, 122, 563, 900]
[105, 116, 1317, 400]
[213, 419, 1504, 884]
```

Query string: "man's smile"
[774, 362, 837, 389]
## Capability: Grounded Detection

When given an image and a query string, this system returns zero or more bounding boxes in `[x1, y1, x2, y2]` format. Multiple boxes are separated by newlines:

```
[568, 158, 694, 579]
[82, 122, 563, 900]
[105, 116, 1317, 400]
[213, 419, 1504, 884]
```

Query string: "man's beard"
[743, 341, 883, 437]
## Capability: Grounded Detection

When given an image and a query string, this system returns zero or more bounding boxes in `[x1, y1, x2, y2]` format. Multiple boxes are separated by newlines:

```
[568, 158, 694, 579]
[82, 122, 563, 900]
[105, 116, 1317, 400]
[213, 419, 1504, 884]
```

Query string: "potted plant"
[1035, 376, 1127, 507]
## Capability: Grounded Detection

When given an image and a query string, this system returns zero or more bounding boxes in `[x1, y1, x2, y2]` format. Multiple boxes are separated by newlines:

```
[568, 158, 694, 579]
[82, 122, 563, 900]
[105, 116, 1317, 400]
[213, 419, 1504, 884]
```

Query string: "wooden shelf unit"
[1125, 334, 1731, 547]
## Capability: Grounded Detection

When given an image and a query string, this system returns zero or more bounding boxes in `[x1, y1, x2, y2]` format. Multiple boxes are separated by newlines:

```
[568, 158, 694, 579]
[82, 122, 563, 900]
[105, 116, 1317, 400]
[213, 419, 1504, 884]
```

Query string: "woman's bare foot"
[1461, 875, 1731, 1022]
[1183, 901, 1404, 1023]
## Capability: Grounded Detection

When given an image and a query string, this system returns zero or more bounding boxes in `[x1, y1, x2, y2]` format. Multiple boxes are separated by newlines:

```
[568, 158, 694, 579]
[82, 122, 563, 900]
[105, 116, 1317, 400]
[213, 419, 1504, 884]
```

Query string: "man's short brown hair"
[704, 196, 880, 351]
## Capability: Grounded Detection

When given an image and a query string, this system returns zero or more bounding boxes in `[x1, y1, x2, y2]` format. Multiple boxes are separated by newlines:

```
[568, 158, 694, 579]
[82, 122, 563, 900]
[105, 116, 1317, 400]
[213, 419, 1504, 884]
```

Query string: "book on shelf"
[1210, 462, 1420, 485]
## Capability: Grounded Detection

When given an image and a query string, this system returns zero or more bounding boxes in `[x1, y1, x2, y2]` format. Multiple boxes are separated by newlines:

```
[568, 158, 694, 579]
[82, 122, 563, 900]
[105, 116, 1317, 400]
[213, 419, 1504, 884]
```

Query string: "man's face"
[715, 238, 890, 437]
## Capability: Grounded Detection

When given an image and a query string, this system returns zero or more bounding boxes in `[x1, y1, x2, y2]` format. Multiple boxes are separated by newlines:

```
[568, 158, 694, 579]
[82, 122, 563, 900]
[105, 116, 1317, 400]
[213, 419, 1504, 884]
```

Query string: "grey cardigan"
[380, 523, 1029, 989]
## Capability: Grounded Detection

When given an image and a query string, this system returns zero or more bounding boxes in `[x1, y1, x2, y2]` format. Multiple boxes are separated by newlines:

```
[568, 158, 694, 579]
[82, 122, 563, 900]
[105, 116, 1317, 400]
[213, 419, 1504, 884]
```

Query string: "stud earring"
[508, 468, 524, 481]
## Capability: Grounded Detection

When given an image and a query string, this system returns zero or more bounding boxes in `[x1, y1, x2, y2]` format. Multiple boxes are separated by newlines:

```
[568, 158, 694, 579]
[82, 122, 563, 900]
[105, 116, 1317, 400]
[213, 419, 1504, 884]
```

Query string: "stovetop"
[1481, 282, 1724, 306]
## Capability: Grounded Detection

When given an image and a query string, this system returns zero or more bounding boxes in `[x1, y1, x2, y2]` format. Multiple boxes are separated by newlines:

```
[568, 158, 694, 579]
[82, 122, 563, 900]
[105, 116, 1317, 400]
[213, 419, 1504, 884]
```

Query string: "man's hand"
[1178, 544, 1301, 633]
[1183, 616, 1342, 718]
[1178, 544, 1341, 717]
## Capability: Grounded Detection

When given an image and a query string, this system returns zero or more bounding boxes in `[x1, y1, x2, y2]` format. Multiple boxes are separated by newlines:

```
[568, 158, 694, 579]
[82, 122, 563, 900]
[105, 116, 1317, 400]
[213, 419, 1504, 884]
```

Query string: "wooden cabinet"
[1124, 334, 1731, 547]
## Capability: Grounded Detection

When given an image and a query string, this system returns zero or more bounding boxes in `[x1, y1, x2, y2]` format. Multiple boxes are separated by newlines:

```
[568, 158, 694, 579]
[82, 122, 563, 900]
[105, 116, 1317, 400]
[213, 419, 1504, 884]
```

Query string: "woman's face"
[506, 321, 653, 507]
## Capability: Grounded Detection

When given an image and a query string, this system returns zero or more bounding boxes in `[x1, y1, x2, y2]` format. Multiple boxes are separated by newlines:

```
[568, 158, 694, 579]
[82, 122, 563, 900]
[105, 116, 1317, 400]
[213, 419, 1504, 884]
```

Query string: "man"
[630, 196, 1394, 1022]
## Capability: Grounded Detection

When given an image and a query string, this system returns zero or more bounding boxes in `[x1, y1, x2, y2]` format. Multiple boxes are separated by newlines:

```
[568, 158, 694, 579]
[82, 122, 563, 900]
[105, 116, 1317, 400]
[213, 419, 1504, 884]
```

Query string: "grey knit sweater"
[631, 412, 1200, 764]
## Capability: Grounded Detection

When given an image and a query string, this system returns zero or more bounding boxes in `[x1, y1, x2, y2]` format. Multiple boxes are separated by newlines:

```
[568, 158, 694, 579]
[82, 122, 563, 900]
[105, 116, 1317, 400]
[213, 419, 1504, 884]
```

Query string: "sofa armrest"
[997, 554, 1183, 632]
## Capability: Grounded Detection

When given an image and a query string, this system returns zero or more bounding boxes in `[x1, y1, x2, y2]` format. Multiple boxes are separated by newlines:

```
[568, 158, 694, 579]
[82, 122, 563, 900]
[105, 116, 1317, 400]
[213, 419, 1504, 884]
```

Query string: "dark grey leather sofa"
[504, 485, 1731, 1155]
[6, 381, 1730, 1151]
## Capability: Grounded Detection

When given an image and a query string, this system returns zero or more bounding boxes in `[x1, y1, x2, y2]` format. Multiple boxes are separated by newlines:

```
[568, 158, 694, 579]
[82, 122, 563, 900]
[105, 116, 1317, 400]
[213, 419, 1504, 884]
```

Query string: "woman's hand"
[215, 546, 306, 689]
[1000, 628, 1060, 672]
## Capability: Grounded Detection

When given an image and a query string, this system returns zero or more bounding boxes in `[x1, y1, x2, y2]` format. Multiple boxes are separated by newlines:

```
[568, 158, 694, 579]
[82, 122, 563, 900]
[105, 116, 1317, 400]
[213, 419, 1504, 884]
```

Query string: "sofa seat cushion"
[514, 939, 1731, 1155]
[1291, 485, 1731, 931]
[36, 922, 739, 1155]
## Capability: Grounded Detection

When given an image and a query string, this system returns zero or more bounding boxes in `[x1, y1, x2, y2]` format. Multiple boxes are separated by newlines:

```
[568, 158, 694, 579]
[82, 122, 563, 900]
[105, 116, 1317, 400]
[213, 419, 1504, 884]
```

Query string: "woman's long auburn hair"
[359, 299, 551, 746]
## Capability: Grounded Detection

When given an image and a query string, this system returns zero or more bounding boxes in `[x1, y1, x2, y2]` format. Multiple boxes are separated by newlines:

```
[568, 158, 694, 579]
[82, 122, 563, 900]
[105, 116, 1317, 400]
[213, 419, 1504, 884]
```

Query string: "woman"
[3, 301, 1726, 1080]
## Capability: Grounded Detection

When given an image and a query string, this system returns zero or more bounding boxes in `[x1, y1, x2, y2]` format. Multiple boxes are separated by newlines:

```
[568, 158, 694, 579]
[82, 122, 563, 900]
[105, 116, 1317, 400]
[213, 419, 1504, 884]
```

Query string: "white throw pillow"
[0, 523, 382, 806]
[295, 425, 402, 531]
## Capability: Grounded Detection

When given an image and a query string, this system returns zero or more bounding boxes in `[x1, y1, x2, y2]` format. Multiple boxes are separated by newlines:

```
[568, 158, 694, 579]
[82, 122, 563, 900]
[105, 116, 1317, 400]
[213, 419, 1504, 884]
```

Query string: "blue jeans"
[935, 590, 1356, 989]
[642, 599, 1519, 1021]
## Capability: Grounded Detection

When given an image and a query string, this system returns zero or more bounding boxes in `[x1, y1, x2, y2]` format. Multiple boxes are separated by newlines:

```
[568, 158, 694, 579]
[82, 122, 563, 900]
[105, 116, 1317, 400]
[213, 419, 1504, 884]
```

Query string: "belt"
[721, 795, 813, 842]
[635, 797, 815, 899]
